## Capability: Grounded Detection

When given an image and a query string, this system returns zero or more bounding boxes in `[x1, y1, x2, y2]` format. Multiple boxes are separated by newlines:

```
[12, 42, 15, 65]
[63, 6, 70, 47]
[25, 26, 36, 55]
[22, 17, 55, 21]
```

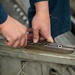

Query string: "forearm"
[0, 4, 8, 24]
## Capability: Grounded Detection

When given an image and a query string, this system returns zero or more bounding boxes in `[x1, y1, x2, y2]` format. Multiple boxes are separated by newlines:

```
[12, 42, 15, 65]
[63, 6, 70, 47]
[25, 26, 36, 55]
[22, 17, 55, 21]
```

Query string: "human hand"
[32, 13, 54, 43]
[0, 15, 27, 48]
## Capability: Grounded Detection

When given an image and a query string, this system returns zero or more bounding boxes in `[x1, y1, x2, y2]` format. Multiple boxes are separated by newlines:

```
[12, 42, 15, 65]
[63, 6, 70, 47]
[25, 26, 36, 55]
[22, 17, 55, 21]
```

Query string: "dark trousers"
[28, 0, 71, 38]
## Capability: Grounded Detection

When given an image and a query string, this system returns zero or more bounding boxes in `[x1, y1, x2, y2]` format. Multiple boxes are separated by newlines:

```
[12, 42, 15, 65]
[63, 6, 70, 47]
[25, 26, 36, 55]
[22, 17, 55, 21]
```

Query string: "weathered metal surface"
[1, 34, 75, 75]
[0, 38, 75, 66]
[26, 40, 75, 54]
[0, 57, 21, 75]
[0, 56, 75, 75]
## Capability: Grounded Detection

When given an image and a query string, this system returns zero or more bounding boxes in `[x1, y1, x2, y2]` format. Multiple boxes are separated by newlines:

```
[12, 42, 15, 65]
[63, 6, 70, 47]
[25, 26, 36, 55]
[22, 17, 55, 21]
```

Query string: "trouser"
[28, 0, 71, 38]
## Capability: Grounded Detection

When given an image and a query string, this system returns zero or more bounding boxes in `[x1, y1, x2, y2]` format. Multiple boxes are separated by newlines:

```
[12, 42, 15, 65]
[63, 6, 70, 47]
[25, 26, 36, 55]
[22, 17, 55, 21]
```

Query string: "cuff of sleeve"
[30, 0, 47, 4]
[0, 4, 8, 24]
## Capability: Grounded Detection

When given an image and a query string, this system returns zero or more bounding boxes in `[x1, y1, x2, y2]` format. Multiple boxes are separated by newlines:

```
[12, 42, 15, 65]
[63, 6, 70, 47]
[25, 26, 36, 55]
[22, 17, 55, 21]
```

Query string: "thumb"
[46, 36, 54, 43]
[33, 29, 39, 43]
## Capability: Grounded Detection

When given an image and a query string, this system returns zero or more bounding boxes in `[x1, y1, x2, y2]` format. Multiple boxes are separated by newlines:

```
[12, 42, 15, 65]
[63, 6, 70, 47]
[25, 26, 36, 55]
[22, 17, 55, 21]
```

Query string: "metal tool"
[26, 40, 75, 54]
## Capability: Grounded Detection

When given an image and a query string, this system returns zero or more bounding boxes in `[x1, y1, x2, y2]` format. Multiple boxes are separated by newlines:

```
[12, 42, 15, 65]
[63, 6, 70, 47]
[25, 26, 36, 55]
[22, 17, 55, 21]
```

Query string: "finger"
[12, 40, 20, 48]
[33, 29, 39, 43]
[0, 30, 1, 34]
[20, 34, 26, 47]
[40, 29, 54, 43]
[22, 34, 27, 47]
[24, 34, 27, 47]
[46, 36, 54, 43]
[5, 37, 17, 46]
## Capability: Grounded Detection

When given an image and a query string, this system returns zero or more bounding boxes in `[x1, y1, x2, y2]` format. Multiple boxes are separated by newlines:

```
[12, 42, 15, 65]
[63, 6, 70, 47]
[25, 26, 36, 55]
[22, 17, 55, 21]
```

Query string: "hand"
[32, 13, 54, 43]
[0, 15, 27, 48]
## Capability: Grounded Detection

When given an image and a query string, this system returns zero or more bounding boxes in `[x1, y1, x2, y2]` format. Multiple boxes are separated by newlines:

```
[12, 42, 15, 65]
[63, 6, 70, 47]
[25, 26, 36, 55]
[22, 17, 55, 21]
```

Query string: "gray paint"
[15, 0, 30, 14]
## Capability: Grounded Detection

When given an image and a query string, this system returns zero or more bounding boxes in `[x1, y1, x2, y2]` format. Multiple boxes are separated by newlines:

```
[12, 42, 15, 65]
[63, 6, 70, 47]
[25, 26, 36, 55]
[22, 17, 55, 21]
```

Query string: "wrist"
[35, 1, 48, 12]
[35, 1, 49, 15]
[36, 10, 50, 19]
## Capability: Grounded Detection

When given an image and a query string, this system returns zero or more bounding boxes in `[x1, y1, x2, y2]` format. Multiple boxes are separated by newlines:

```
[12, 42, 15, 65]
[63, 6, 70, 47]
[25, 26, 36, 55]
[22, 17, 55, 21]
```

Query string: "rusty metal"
[25, 40, 75, 54]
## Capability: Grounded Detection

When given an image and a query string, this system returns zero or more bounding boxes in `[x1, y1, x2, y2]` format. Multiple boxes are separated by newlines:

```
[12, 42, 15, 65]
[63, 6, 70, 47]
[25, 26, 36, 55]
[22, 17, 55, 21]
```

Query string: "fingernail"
[33, 39, 38, 43]
[47, 37, 54, 43]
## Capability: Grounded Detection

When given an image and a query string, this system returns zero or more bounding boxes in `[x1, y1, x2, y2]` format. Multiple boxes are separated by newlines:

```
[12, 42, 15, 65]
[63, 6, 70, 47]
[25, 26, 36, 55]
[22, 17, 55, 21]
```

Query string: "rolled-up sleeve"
[0, 4, 8, 24]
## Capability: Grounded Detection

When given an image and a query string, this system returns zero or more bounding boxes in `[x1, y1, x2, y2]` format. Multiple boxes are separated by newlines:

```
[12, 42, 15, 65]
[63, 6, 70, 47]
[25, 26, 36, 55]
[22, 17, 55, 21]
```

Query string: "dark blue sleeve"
[0, 4, 8, 24]
[30, 0, 47, 4]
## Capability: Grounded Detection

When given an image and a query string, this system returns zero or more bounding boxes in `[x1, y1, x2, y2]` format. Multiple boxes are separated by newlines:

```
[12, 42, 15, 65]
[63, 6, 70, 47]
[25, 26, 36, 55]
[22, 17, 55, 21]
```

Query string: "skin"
[0, 15, 27, 48]
[0, 1, 54, 48]
[32, 1, 54, 43]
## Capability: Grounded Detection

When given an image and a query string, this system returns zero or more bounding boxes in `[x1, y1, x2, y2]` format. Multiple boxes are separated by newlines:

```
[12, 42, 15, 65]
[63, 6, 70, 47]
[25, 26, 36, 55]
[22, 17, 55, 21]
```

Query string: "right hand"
[32, 13, 54, 43]
[0, 15, 27, 48]
[32, 1, 54, 43]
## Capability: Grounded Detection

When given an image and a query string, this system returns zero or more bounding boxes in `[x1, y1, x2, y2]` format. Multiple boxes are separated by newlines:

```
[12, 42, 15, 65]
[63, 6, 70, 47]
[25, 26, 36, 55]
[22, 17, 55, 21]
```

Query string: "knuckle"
[22, 30, 26, 35]
[21, 28, 27, 35]
[25, 27, 27, 31]
[23, 26, 27, 31]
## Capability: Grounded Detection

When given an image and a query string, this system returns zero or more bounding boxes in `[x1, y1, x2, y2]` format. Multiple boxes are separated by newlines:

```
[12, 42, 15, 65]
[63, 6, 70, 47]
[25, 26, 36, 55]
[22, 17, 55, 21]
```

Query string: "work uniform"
[28, 0, 71, 38]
